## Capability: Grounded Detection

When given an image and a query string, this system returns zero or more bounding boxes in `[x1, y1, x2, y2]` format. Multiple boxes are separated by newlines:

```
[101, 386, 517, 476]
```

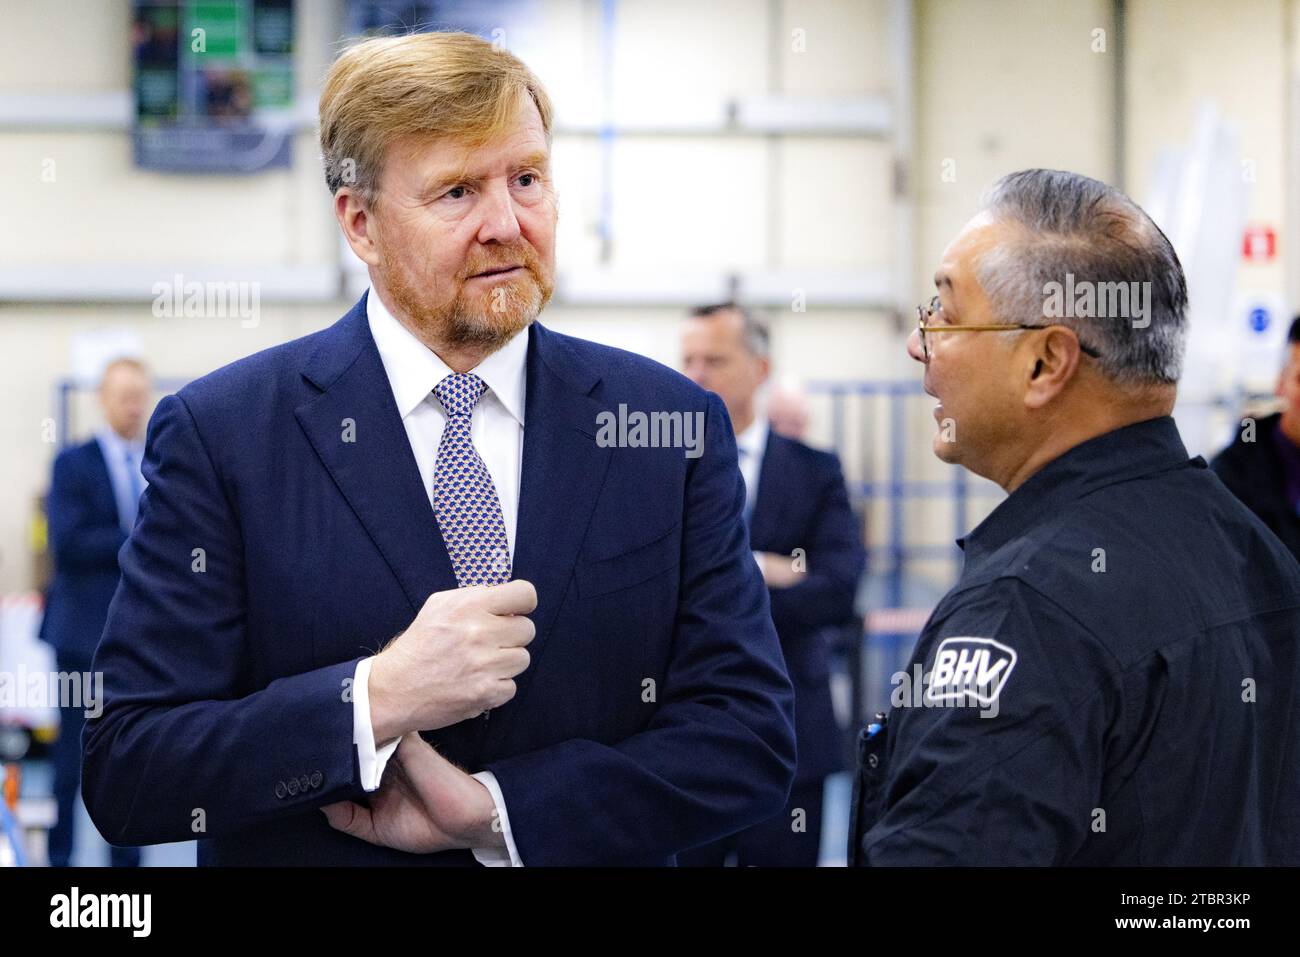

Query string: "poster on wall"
[132, 0, 295, 173]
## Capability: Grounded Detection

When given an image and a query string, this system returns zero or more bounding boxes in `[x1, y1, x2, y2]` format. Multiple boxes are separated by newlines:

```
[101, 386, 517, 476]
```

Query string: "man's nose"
[476, 183, 522, 245]
[906, 326, 927, 364]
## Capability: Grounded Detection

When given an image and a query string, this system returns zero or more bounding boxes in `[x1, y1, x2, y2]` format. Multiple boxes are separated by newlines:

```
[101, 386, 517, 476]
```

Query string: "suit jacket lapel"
[748, 431, 785, 552]
[86, 437, 122, 529]
[295, 295, 456, 616]
[295, 306, 615, 732]
[494, 323, 614, 721]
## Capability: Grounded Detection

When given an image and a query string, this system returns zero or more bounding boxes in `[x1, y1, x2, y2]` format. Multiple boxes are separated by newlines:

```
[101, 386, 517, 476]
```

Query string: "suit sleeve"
[82, 394, 369, 847]
[483, 392, 798, 865]
[46, 447, 127, 572]
[861, 580, 1113, 865]
[767, 451, 865, 632]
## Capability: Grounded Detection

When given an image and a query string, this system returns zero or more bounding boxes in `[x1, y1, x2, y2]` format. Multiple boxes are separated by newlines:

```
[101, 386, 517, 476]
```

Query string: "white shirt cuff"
[352, 657, 399, 792]
[470, 770, 523, 866]
[352, 658, 519, 864]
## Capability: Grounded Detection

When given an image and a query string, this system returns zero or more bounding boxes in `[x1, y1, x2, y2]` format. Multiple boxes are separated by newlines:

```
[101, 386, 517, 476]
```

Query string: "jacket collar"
[959, 415, 1196, 566]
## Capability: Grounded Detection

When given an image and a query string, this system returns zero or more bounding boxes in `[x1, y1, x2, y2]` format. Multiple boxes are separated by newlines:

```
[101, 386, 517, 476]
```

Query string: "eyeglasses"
[915, 296, 1103, 362]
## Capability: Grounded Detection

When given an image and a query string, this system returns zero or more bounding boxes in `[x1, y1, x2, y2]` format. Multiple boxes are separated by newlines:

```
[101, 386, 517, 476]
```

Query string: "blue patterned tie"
[432, 373, 511, 587]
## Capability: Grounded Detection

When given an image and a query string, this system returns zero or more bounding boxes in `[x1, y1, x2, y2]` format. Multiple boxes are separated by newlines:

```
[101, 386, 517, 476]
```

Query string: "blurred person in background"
[680, 303, 865, 866]
[1211, 316, 1300, 563]
[39, 357, 152, 868]
[767, 378, 811, 441]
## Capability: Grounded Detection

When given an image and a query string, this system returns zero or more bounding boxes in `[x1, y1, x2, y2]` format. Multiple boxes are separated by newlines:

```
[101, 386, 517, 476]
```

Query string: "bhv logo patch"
[924, 637, 1018, 707]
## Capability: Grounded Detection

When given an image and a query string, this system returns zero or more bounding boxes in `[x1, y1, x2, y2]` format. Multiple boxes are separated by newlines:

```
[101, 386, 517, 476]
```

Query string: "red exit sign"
[1243, 224, 1276, 262]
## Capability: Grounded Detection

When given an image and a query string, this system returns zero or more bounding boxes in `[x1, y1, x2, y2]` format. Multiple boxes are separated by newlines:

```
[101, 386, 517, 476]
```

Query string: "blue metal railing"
[807, 378, 1001, 606]
[806, 379, 1005, 717]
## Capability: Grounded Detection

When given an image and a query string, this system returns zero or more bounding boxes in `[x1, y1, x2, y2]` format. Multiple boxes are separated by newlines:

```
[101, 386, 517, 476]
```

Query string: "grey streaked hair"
[689, 302, 770, 358]
[976, 169, 1188, 385]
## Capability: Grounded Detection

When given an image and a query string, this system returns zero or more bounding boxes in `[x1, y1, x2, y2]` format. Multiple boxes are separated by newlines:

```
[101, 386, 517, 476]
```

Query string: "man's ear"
[1023, 326, 1083, 410]
[335, 188, 382, 267]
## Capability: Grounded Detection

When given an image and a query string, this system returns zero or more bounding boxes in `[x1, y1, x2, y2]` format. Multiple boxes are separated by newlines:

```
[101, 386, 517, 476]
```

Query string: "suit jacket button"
[310, 771, 323, 789]
[286, 778, 300, 796]
[298, 775, 311, 792]
[275, 781, 287, 799]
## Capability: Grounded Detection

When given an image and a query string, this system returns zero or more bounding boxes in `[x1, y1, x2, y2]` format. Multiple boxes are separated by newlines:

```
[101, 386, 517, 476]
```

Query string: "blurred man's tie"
[123, 448, 143, 529]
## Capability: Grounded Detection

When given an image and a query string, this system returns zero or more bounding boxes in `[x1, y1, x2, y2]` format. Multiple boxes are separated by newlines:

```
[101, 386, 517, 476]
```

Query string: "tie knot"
[433, 373, 488, 419]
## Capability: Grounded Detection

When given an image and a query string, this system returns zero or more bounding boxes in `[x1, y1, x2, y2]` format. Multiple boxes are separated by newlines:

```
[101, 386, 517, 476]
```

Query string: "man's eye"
[443, 186, 468, 200]
[517, 173, 538, 188]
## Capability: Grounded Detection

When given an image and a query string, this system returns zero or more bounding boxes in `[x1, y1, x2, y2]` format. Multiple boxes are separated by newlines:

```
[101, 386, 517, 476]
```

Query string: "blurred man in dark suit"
[1212, 316, 1300, 563]
[40, 357, 151, 867]
[680, 304, 866, 866]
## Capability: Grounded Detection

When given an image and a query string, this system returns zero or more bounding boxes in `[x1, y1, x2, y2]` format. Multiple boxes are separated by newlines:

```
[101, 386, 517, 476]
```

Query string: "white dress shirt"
[734, 416, 769, 521]
[735, 416, 769, 575]
[95, 427, 147, 534]
[351, 288, 528, 866]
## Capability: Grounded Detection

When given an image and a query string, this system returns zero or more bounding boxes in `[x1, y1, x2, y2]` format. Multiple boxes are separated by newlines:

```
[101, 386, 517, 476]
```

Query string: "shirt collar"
[366, 288, 528, 425]
[958, 415, 1195, 563]
[96, 427, 143, 458]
